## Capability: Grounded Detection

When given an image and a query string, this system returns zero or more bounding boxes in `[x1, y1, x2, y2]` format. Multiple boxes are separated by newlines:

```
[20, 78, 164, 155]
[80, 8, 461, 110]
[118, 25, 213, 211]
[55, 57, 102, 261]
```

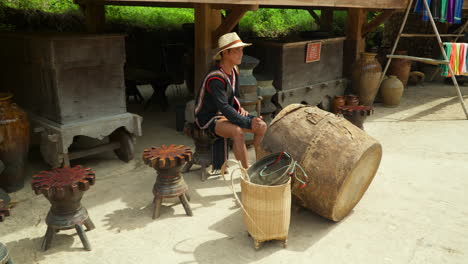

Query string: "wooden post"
[194, 4, 221, 95]
[344, 8, 366, 78]
[321, 8, 334, 32]
[82, 4, 106, 33]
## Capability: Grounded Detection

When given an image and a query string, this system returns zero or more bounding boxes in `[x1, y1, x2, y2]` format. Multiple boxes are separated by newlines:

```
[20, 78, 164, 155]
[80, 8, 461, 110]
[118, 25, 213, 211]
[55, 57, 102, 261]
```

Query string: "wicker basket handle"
[221, 160, 266, 235]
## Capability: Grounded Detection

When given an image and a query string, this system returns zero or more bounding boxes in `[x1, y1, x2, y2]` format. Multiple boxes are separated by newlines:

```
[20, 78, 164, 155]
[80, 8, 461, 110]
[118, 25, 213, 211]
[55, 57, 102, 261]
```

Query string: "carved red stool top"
[143, 144, 192, 169]
[31, 166, 96, 197]
[338, 105, 374, 116]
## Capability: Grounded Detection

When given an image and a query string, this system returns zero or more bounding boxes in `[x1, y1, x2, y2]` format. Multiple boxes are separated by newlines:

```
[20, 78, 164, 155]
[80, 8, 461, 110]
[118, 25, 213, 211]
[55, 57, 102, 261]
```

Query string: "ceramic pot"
[331, 96, 345, 114]
[388, 50, 412, 87]
[0, 93, 30, 192]
[345, 94, 359, 106]
[351, 53, 382, 106]
[381, 75, 404, 107]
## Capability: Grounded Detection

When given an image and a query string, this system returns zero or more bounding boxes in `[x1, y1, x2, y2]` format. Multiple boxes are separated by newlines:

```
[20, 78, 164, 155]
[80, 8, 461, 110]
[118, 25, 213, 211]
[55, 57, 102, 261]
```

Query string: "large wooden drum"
[258, 104, 382, 221]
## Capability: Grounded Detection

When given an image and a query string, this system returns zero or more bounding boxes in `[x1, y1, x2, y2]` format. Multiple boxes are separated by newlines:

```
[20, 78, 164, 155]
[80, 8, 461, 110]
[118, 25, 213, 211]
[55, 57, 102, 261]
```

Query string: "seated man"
[194, 32, 267, 169]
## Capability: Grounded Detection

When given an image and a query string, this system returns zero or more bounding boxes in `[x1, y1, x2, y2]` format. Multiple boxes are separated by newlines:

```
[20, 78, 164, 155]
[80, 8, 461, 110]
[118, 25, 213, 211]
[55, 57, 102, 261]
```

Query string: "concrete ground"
[1, 82, 467, 264]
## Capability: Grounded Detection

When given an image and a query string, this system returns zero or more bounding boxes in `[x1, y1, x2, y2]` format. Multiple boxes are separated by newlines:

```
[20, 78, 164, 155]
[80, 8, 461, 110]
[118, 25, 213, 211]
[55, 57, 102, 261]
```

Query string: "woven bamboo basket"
[240, 176, 291, 249]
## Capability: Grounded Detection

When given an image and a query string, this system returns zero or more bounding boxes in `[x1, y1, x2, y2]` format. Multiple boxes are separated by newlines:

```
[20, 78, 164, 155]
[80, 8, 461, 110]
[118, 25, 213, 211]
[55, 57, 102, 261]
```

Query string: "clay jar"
[0, 93, 30, 192]
[381, 75, 404, 107]
[351, 53, 382, 106]
[345, 94, 359, 106]
[331, 96, 345, 114]
[388, 50, 412, 87]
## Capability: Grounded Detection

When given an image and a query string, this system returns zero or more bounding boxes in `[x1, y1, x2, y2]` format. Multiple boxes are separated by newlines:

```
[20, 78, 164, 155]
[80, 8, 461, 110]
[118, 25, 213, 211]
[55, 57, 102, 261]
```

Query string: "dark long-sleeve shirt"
[195, 65, 252, 129]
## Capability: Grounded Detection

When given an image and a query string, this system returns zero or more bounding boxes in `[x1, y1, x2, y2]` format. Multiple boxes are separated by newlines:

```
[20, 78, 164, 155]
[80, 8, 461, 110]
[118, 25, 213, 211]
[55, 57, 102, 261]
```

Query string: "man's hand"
[251, 116, 264, 130]
[239, 107, 249, 117]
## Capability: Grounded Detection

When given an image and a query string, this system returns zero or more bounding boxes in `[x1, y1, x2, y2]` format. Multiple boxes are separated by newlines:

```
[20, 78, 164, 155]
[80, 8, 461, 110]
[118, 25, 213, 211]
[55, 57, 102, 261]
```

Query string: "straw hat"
[213, 32, 252, 60]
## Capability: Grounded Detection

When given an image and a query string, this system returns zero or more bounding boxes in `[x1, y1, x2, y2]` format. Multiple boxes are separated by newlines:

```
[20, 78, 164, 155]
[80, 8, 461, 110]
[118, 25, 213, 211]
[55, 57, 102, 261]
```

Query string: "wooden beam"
[344, 8, 366, 78]
[104, 0, 193, 7]
[194, 4, 221, 95]
[320, 8, 334, 31]
[308, 9, 322, 28]
[362, 10, 395, 37]
[81, 4, 106, 33]
[92, 0, 409, 9]
[80, 0, 258, 9]
[213, 6, 252, 42]
[79, 0, 407, 10]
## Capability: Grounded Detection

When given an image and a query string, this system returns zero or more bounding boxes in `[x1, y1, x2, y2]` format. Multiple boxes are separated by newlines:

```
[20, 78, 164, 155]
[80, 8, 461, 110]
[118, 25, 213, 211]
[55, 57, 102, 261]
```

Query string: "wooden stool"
[183, 123, 218, 181]
[32, 166, 96, 251]
[143, 145, 193, 219]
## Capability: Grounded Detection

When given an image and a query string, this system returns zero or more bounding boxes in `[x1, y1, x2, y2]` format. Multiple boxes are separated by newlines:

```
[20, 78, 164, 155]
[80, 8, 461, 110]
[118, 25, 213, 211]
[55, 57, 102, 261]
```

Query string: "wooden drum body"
[258, 104, 382, 221]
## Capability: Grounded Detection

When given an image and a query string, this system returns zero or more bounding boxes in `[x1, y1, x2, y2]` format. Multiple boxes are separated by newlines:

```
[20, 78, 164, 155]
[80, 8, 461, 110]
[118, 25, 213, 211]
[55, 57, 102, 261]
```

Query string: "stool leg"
[75, 224, 91, 251]
[41, 226, 56, 251]
[200, 164, 208, 181]
[183, 161, 193, 173]
[7, 258, 13, 264]
[84, 218, 95, 231]
[179, 193, 193, 216]
[152, 195, 163, 219]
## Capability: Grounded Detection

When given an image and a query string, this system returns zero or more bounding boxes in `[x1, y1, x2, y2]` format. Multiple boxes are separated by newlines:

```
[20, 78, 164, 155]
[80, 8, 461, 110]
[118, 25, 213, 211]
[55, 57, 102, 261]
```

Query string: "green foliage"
[366, 11, 385, 49]
[240, 9, 317, 38]
[0, 0, 385, 43]
[105, 6, 194, 30]
[332, 11, 347, 35]
[0, 1, 14, 31]
[2, 0, 78, 12]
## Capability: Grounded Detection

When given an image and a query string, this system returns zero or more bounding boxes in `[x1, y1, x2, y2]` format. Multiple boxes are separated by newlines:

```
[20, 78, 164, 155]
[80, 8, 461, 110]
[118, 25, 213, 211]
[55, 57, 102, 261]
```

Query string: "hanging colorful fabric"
[447, 0, 455, 23]
[440, 0, 449, 22]
[454, 0, 464, 24]
[440, 43, 452, 77]
[414, 0, 433, 21]
[464, 44, 468, 75]
[459, 44, 466, 75]
[452, 43, 459, 75]
[454, 44, 459, 75]
[431, 0, 441, 21]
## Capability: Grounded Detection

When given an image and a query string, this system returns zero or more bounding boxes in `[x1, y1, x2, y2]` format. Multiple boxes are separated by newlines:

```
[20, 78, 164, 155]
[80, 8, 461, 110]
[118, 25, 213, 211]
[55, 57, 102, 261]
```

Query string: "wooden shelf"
[400, 33, 465, 38]
[386, 55, 449, 65]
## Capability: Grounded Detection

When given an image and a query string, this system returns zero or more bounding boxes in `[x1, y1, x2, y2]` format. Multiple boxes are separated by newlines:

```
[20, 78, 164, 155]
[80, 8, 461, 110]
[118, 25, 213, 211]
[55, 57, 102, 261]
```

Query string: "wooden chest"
[0, 33, 126, 124]
[247, 37, 345, 90]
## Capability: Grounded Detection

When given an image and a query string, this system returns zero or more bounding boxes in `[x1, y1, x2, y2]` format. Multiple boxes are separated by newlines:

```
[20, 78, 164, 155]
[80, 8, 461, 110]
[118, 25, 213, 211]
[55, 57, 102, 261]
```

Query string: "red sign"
[305, 42, 321, 63]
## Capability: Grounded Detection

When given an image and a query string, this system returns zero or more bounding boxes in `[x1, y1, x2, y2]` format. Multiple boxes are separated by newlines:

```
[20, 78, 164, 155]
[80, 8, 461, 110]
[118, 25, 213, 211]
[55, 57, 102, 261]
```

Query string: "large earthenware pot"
[351, 53, 382, 106]
[388, 50, 412, 87]
[381, 75, 404, 107]
[0, 93, 30, 192]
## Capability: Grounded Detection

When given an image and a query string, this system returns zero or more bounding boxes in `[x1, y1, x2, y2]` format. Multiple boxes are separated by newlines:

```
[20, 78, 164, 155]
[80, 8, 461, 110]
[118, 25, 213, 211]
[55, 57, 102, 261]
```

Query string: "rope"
[258, 152, 309, 188]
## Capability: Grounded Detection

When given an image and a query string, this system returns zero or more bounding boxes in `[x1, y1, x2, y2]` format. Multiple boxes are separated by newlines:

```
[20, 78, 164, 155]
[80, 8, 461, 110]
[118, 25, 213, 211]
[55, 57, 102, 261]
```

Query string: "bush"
[3, 0, 78, 12]
[1, 1, 320, 37]
[106, 6, 194, 30]
[240, 9, 318, 38]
